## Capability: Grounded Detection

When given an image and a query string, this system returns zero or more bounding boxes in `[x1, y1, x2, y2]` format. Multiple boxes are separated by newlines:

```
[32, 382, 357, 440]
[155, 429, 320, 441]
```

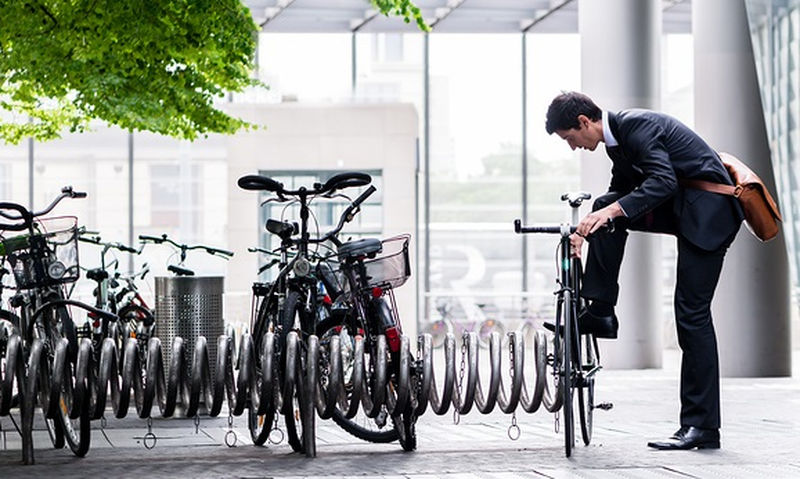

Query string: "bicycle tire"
[393, 407, 417, 451]
[320, 327, 399, 444]
[36, 342, 65, 450]
[562, 292, 574, 458]
[281, 292, 310, 454]
[578, 335, 598, 445]
[248, 406, 272, 445]
[49, 305, 91, 457]
[331, 407, 398, 443]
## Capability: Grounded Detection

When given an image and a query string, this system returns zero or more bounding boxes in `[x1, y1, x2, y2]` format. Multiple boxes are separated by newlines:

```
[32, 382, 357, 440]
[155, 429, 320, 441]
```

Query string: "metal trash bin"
[154, 276, 225, 379]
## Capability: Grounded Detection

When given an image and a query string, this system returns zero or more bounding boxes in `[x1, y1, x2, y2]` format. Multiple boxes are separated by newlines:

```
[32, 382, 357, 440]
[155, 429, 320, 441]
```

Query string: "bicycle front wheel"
[577, 334, 599, 445]
[280, 292, 315, 455]
[562, 293, 575, 458]
[47, 305, 91, 457]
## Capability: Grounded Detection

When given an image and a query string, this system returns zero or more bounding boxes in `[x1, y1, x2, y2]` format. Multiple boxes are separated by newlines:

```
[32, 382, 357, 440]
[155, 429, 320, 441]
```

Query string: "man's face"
[555, 115, 601, 151]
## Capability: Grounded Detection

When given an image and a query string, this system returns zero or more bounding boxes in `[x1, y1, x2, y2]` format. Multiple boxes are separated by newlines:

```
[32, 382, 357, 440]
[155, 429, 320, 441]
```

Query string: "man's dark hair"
[545, 91, 602, 134]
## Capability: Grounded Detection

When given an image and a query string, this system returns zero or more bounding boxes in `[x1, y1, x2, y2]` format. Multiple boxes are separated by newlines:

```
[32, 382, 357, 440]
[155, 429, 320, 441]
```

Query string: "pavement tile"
[0, 350, 798, 478]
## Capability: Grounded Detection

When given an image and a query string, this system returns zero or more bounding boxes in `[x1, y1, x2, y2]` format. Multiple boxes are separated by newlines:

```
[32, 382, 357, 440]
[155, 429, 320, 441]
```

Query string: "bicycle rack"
[0, 327, 559, 465]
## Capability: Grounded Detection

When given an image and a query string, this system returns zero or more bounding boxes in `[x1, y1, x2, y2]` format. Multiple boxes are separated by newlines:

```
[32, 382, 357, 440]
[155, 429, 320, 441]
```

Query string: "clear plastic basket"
[3, 216, 80, 289]
[363, 234, 411, 290]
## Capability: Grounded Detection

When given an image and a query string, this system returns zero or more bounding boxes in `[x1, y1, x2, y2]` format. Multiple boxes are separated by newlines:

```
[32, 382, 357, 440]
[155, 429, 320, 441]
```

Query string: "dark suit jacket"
[606, 110, 743, 251]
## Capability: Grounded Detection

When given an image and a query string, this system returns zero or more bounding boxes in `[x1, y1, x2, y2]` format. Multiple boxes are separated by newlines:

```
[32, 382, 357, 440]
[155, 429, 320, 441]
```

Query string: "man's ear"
[576, 114, 590, 128]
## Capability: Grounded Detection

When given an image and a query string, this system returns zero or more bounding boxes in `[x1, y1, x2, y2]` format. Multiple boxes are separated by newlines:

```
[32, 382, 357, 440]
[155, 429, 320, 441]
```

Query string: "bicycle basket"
[4, 216, 80, 289]
[363, 234, 411, 290]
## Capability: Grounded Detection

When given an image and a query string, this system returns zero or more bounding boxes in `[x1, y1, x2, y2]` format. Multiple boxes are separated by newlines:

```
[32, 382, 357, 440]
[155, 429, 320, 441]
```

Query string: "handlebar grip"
[352, 185, 377, 208]
[138, 234, 163, 243]
[72, 191, 88, 199]
[206, 247, 235, 258]
[118, 245, 139, 253]
[168, 265, 195, 276]
[322, 172, 371, 192]
[237, 175, 283, 193]
[0, 202, 33, 230]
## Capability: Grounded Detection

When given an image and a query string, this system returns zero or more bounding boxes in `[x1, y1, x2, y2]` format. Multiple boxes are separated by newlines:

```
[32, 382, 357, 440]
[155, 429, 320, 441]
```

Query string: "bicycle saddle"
[338, 238, 382, 260]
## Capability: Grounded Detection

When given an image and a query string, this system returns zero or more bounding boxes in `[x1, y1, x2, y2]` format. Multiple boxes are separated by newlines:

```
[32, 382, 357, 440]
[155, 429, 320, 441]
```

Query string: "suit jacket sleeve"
[615, 120, 679, 220]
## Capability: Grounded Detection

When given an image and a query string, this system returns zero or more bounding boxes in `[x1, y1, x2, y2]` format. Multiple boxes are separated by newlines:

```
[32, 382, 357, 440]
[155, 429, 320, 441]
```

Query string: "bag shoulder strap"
[679, 178, 738, 196]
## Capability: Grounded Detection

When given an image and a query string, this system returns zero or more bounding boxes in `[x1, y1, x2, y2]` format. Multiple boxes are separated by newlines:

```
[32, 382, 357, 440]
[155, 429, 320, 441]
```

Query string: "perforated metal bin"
[154, 276, 225, 380]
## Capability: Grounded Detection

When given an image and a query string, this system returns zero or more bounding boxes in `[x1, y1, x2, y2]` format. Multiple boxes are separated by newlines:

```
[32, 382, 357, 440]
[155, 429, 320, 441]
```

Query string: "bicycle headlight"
[48, 260, 67, 280]
[293, 257, 311, 277]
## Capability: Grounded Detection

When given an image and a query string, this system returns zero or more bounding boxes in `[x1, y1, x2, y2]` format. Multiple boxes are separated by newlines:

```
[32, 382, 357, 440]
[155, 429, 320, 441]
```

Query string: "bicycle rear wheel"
[323, 328, 399, 444]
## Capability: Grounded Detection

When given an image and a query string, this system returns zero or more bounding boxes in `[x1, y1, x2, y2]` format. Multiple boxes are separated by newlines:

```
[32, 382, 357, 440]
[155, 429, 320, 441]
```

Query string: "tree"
[0, 0, 427, 144]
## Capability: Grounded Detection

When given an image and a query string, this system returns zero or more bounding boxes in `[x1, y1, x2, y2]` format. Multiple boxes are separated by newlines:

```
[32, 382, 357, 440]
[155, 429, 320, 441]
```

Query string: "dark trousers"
[581, 192, 732, 430]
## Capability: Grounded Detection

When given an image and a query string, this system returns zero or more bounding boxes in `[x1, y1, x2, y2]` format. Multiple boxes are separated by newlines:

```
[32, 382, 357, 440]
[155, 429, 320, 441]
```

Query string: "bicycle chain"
[508, 336, 520, 441]
[453, 333, 467, 425]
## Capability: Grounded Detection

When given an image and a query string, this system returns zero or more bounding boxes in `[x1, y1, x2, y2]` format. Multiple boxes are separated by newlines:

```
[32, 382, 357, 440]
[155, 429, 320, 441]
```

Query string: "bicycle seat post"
[560, 192, 592, 227]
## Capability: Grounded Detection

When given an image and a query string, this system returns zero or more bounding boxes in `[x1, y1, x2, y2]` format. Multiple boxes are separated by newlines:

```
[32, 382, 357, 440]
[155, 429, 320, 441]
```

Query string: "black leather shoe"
[647, 426, 720, 450]
[543, 307, 618, 339]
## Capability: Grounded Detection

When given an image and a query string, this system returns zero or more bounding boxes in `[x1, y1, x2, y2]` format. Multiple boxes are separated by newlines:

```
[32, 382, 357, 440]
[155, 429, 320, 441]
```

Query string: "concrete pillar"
[694, 0, 791, 377]
[579, 0, 663, 369]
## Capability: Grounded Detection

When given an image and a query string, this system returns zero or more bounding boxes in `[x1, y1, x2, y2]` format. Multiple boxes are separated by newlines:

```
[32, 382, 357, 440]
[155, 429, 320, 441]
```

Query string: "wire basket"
[3, 216, 80, 290]
[363, 234, 411, 290]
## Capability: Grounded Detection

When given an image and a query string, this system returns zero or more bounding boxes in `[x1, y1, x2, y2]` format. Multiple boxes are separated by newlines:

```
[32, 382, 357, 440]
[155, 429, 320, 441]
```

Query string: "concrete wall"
[221, 102, 419, 339]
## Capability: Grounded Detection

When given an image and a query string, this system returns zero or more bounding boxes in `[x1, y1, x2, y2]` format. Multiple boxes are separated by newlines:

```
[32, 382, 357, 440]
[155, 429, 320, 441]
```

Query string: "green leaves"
[0, 1, 429, 144]
[0, 0, 259, 143]
[371, 0, 430, 32]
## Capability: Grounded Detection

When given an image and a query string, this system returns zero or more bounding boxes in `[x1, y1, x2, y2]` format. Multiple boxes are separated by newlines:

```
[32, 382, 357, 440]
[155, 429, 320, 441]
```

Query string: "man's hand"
[570, 233, 584, 258]
[576, 202, 625, 238]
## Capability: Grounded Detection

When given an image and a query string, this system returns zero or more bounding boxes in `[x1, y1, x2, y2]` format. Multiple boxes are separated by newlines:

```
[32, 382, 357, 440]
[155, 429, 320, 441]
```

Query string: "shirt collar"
[602, 111, 619, 147]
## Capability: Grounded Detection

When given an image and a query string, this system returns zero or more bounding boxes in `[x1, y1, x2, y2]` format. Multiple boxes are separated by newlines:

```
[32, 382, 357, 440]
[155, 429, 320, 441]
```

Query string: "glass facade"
[747, 0, 800, 307]
[1, 24, 794, 340]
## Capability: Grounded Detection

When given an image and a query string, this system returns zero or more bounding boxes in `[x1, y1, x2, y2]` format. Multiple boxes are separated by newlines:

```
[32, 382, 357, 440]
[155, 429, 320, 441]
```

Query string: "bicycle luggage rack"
[0, 327, 563, 465]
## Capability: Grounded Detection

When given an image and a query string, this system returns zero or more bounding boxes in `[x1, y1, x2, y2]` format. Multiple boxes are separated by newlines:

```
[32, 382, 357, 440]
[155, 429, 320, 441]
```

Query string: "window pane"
[427, 34, 523, 328]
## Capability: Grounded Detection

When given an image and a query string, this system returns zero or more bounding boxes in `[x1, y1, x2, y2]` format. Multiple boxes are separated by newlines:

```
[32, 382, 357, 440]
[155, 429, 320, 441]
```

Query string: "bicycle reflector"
[371, 287, 383, 298]
[385, 326, 400, 353]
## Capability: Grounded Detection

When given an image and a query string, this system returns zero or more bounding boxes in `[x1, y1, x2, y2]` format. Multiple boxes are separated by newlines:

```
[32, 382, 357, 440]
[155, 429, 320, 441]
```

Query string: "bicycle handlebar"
[237, 171, 372, 199]
[138, 234, 234, 259]
[318, 172, 372, 192]
[313, 185, 377, 245]
[513, 218, 615, 236]
[78, 234, 141, 254]
[0, 186, 85, 231]
[237, 175, 283, 193]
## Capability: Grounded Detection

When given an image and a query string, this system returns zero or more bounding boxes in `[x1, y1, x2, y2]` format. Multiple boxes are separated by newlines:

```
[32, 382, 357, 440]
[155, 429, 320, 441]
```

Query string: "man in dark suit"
[545, 92, 743, 450]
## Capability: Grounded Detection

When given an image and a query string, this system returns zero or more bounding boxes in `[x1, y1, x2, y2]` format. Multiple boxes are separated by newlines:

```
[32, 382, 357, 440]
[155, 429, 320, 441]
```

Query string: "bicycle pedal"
[595, 402, 613, 411]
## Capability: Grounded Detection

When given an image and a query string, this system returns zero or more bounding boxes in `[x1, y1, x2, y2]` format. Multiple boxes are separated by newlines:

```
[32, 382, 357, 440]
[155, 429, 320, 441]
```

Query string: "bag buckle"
[733, 184, 744, 198]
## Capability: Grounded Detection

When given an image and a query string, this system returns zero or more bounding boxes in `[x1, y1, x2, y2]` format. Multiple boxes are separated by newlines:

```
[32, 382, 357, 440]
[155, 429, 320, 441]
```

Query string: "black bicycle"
[239, 171, 376, 453]
[0, 187, 117, 457]
[138, 233, 234, 277]
[514, 192, 609, 457]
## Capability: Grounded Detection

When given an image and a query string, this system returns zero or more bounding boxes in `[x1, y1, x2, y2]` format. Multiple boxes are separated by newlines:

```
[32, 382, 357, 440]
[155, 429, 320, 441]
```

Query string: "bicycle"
[77, 232, 145, 361]
[239, 171, 418, 452]
[239, 172, 374, 452]
[422, 295, 506, 350]
[0, 186, 118, 458]
[513, 192, 609, 458]
[137, 233, 234, 277]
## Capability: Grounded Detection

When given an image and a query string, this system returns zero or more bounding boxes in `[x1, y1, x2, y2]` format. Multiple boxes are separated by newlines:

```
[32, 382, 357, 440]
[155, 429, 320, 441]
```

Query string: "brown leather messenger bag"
[679, 152, 782, 242]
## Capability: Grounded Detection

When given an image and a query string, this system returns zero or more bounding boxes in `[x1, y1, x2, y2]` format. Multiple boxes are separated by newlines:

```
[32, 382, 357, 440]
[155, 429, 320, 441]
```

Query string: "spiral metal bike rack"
[1, 326, 560, 465]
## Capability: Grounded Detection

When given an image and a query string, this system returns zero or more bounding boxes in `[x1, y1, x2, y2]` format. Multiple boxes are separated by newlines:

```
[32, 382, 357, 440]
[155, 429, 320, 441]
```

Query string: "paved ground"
[1, 350, 799, 478]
